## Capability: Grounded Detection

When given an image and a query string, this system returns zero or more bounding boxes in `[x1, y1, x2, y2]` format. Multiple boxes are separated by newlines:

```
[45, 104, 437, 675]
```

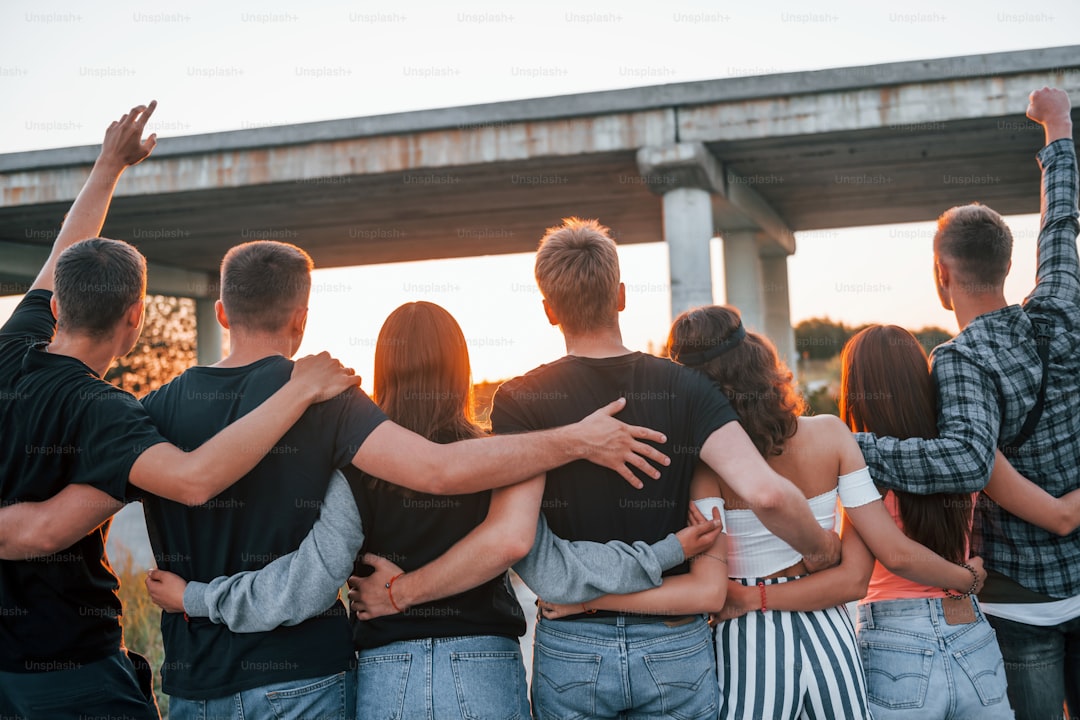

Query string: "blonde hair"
[534, 217, 621, 334]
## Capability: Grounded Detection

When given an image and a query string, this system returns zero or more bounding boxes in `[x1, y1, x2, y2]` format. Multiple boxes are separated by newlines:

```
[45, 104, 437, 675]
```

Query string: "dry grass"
[114, 550, 170, 718]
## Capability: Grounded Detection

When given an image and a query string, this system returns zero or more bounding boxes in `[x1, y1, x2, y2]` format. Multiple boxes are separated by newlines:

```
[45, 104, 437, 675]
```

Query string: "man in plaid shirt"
[857, 87, 1078, 717]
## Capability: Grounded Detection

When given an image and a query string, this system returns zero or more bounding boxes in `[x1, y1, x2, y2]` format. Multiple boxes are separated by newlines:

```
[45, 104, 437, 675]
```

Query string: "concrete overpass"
[2, 45, 1078, 365]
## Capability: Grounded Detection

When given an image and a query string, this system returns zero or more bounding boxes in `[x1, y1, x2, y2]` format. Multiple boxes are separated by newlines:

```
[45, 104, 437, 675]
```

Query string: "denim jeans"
[856, 597, 1013, 719]
[169, 670, 353, 720]
[0, 649, 159, 720]
[355, 635, 529, 720]
[986, 613, 1080, 720]
[531, 615, 717, 720]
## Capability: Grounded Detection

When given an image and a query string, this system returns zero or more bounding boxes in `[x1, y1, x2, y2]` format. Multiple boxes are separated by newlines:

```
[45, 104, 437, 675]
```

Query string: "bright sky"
[0, 0, 1073, 382]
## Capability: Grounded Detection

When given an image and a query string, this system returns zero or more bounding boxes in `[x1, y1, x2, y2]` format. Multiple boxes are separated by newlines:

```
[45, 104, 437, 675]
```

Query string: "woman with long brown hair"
[841, 324, 1080, 717]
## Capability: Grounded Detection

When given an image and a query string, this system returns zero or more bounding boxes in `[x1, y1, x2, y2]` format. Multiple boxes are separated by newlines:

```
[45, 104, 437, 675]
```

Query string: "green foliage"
[795, 317, 952, 361]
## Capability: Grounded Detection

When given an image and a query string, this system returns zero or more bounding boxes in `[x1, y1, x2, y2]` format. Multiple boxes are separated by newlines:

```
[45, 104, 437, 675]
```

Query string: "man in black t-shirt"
[348, 218, 842, 718]
[0, 104, 362, 720]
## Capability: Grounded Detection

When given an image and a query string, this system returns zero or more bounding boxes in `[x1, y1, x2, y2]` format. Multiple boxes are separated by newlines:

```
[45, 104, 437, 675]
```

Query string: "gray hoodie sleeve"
[511, 513, 685, 604]
[182, 470, 363, 633]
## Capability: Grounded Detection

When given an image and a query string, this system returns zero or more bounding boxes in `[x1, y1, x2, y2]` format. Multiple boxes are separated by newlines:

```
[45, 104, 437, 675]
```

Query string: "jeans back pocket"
[450, 650, 528, 720]
[357, 653, 412, 720]
[952, 626, 1008, 706]
[532, 642, 601, 720]
[859, 638, 934, 710]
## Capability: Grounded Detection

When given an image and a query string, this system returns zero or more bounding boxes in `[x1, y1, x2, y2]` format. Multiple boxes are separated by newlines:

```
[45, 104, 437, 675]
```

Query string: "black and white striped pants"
[715, 576, 871, 719]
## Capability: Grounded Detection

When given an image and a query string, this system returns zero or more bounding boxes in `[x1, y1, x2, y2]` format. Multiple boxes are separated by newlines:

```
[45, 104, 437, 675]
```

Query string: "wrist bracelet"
[942, 562, 979, 599]
[385, 572, 405, 613]
[757, 580, 768, 613]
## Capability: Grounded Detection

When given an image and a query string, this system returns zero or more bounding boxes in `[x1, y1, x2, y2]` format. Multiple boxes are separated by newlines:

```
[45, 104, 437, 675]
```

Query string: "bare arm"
[352, 397, 668, 495]
[0, 485, 121, 559]
[30, 102, 158, 292]
[699, 422, 840, 572]
[837, 431, 984, 593]
[129, 353, 361, 506]
[717, 509, 874, 619]
[984, 450, 1080, 536]
[349, 476, 546, 619]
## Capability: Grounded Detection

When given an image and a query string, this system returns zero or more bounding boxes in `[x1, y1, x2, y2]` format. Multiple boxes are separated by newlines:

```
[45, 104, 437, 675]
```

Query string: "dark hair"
[840, 325, 971, 563]
[935, 204, 1013, 292]
[667, 305, 804, 457]
[54, 238, 146, 337]
[220, 241, 313, 332]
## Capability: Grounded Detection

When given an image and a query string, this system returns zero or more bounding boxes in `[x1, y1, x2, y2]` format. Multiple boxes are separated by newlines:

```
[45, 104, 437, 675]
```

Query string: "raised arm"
[717, 509, 874, 619]
[129, 353, 360, 506]
[30, 102, 158, 292]
[699, 422, 841, 572]
[1025, 87, 1079, 308]
[984, 450, 1080, 536]
[145, 471, 363, 631]
[352, 397, 669, 495]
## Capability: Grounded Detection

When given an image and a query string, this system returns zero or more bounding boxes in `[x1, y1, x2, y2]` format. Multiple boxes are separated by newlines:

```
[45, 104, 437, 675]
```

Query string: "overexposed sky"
[0, 0, 1072, 381]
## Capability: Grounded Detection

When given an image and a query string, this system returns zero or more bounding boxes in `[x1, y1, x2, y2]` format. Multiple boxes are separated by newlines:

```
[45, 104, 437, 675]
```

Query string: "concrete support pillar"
[663, 187, 715, 317]
[721, 231, 764, 332]
[636, 142, 724, 321]
[196, 297, 224, 366]
[761, 254, 797, 370]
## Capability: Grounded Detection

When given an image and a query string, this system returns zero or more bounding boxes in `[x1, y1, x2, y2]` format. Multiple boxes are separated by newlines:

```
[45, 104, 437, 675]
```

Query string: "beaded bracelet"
[757, 580, 768, 613]
[942, 562, 979, 599]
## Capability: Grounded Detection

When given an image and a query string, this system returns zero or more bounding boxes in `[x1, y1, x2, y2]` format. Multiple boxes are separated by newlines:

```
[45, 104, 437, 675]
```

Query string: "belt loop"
[863, 602, 875, 630]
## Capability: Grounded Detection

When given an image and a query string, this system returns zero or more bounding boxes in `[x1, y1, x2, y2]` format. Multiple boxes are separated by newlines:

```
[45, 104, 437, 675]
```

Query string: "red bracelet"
[758, 581, 768, 613]
[385, 573, 405, 614]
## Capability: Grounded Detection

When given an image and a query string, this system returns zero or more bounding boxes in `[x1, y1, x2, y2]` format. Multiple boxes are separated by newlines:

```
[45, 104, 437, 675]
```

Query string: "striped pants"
[716, 576, 871, 719]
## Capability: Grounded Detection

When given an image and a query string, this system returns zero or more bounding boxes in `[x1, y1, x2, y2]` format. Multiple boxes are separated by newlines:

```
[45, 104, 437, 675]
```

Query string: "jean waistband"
[859, 595, 981, 629]
[553, 613, 702, 627]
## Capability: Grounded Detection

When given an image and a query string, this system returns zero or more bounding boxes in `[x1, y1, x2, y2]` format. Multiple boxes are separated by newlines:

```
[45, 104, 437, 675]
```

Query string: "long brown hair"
[840, 325, 971, 563]
[667, 305, 804, 457]
[368, 302, 483, 492]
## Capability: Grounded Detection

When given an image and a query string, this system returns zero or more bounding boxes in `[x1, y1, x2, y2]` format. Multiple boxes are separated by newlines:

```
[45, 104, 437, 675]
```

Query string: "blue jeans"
[355, 635, 529, 720]
[986, 613, 1080, 720]
[531, 615, 717, 720]
[0, 649, 159, 720]
[856, 597, 1013, 719]
[169, 670, 353, 720]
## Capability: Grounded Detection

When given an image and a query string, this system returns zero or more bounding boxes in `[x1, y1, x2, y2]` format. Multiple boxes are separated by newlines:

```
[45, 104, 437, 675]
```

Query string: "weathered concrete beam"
[0, 110, 677, 207]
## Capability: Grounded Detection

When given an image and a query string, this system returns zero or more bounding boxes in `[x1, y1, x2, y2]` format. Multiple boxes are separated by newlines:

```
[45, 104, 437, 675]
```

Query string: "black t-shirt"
[491, 352, 738, 618]
[347, 452, 526, 650]
[139, 356, 387, 698]
[0, 290, 168, 672]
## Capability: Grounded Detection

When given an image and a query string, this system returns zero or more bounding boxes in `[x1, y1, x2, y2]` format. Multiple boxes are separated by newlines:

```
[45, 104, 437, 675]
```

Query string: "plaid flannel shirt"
[857, 138, 1080, 598]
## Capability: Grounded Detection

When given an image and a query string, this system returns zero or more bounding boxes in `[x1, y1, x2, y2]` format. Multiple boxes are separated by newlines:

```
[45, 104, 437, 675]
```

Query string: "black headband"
[674, 323, 746, 366]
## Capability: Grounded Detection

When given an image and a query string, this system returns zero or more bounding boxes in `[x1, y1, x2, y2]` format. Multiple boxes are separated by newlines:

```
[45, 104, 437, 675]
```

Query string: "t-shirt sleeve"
[77, 385, 170, 502]
[683, 370, 740, 449]
[490, 381, 535, 435]
[0, 290, 56, 344]
[330, 387, 389, 468]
